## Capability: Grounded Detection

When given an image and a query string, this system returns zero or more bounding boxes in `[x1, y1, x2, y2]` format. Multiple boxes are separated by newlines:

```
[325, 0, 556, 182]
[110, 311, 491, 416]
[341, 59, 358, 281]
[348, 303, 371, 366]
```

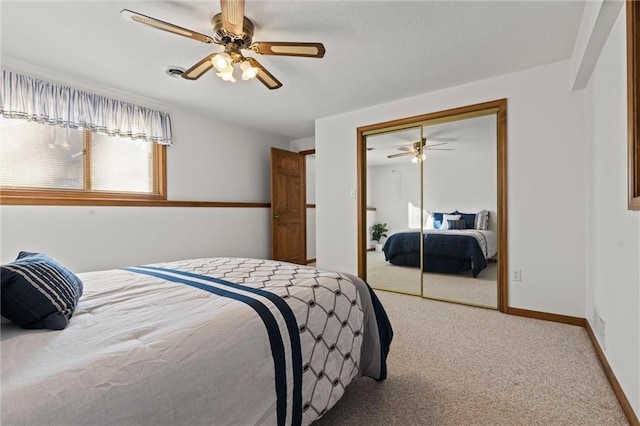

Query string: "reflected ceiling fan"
[121, 0, 325, 90]
[387, 138, 454, 162]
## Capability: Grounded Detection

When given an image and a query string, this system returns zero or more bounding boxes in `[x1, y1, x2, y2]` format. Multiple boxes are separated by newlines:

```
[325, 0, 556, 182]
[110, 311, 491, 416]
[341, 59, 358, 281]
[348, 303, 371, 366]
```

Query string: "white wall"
[316, 59, 587, 317]
[423, 150, 498, 231]
[584, 6, 640, 415]
[368, 164, 420, 236]
[0, 207, 272, 273]
[0, 60, 290, 271]
[167, 109, 287, 202]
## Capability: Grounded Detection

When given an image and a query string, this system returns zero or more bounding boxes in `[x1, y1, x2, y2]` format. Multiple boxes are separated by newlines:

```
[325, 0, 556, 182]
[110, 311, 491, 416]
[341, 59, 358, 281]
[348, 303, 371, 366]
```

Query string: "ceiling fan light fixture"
[217, 70, 236, 82]
[411, 153, 426, 163]
[240, 60, 258, 80]
[212, 52, 232, 72]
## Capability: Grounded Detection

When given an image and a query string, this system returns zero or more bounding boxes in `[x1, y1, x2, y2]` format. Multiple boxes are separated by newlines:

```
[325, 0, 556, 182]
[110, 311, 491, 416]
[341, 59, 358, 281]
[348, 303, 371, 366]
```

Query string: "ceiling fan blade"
[121, 9, 214, 44]
[387, 152, 413, 159]
[220, 0, 245, 35]
[397, 146, 416, 152]
[424, 142, 447, 148]
[247, 58, 283, 90]
[427, 137, 458, 142]
[182, 54, 215, 80]
[426, 148, 455, 151]
[251, 42, 326, 58]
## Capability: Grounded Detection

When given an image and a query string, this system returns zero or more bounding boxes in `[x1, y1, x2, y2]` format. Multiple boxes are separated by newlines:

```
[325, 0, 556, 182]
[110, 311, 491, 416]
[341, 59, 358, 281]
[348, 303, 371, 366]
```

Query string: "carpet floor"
[367, 251, 498, 308]
[316, 291, 627, 425]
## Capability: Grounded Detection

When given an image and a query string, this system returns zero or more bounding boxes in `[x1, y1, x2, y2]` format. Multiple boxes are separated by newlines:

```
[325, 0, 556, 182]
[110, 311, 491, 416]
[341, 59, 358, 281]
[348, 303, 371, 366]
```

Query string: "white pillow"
[440, 214, 461, 230]
[425, 213, 435, 230]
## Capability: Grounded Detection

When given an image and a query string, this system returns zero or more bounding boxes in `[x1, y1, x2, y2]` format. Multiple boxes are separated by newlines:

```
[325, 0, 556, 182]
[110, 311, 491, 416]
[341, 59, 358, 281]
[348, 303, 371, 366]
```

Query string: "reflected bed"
[382, 230, 497, 278]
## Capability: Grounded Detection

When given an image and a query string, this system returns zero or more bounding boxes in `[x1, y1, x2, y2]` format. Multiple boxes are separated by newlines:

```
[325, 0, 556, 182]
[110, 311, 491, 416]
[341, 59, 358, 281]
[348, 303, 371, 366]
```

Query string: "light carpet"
[367, 251, 498, 308]
[316, 291, 627, 425]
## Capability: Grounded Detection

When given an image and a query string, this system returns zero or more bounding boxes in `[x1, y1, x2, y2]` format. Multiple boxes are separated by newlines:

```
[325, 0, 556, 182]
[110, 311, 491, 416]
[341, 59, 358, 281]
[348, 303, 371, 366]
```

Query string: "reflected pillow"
[425, 213, 435, 230]
[432, 211, 455, 229]
[453, 211, 476, 229]
[447, 219, 466, 230]
[440, 214, 462, 230]
[1, 251, 83, 330]
[475, 210, 489, 230]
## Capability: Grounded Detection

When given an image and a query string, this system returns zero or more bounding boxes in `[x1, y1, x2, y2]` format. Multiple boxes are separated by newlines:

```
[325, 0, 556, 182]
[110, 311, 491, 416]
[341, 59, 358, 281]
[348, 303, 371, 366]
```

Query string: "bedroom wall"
[316, 59, 587, 317]
[584, 6, 640, 415]
[368, 164, 420, 237]
[0, 60, 290, 272]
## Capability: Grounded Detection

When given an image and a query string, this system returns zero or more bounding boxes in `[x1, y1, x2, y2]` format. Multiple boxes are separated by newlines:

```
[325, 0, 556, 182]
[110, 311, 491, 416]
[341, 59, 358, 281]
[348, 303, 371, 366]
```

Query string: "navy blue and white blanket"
[1, 257, 392, 426]
[383, 230, 495, 277]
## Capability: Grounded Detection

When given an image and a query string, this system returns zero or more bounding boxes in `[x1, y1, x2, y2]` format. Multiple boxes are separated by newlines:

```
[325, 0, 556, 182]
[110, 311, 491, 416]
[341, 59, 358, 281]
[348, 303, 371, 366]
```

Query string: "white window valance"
[0, 69, 172, 145]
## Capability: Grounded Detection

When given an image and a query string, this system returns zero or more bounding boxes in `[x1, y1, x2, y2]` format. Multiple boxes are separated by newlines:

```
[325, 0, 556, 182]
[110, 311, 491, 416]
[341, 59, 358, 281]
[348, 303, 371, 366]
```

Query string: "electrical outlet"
[512, 269, 522, 281]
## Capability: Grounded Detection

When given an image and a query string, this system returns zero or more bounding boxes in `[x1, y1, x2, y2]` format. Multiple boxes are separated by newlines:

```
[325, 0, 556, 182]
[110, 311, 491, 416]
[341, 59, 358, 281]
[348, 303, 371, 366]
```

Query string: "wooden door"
[270, 148, 306, 264]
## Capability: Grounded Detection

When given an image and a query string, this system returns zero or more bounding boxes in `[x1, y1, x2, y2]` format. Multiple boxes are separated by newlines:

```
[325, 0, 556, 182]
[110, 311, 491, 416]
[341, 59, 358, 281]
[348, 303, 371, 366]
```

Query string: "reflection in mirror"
[306, 154, 316, 265]
[421, 114, 498, 308]
[366, 127, 422, 296]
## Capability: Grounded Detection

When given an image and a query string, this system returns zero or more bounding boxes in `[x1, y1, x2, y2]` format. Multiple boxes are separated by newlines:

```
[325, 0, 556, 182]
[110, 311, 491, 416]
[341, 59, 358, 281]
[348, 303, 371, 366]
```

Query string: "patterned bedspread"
[1, 257, 392, 426]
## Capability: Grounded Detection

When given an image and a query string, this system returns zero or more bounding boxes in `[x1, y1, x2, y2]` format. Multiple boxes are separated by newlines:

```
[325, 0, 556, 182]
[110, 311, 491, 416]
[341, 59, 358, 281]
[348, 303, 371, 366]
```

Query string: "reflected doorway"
[304, 150, 316, 265]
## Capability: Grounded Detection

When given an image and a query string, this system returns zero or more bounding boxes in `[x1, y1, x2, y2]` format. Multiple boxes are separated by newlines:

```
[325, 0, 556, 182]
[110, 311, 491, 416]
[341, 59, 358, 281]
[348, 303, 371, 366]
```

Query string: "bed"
[382, 229, 497, 278]
[1, 255, 392, 426]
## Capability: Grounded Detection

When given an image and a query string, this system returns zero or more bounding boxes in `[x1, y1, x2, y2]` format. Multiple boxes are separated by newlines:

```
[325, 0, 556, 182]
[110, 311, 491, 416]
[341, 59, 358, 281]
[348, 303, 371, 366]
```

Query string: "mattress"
[1, 257, 392, 426]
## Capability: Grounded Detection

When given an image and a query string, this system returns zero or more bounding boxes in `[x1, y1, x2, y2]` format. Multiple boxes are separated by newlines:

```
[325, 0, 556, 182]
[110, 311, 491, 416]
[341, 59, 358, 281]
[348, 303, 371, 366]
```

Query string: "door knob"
[273, 215, 279, 219]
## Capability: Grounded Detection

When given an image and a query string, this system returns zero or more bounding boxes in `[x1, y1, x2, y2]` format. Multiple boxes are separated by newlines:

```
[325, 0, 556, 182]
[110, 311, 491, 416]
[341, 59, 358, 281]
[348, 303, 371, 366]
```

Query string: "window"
[0, 117, 166, 204]
[629, 0, 640, 210]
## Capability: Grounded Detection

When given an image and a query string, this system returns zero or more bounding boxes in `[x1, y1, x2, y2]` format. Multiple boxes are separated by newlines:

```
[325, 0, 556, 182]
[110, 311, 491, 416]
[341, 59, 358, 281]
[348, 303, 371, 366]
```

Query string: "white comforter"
[423, 229, 498, 259]
[1, 257, 388, 426]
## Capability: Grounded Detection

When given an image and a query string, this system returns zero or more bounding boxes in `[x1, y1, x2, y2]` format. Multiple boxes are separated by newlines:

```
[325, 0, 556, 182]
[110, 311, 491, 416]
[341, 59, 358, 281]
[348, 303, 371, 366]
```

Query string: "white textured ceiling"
[0, 1, 585, 141]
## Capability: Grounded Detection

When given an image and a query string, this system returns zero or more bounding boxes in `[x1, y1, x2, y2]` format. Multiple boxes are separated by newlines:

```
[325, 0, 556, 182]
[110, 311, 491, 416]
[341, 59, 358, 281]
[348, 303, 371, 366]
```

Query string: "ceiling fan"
[387, 138, 454, 160]
[121, 0, 325, 90]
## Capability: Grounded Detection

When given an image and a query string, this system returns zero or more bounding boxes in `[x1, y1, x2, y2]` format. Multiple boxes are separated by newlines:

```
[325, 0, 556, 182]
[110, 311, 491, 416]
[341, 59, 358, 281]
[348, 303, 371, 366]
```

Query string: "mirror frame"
[628, 0, 640, 210]
[357, 99, 508, 312]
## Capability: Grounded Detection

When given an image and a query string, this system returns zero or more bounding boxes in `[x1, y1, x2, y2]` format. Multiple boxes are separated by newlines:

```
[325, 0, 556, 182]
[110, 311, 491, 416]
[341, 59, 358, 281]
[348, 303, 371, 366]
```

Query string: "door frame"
[300, 149, 316, 264]
[356, 99, 509, 313]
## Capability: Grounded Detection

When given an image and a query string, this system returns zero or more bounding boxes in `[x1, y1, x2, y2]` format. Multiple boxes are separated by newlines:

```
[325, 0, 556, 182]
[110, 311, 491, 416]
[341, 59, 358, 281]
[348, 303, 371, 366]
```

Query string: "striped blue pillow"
[447, 219, 466, 230]
[1, 252, 83, 330]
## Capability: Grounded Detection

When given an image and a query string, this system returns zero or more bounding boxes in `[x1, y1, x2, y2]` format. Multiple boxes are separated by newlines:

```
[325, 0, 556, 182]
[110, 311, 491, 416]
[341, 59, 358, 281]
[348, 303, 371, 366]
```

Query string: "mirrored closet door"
[420, 115, 498, 309]
[359, 102, 505, 310]
[365, 127, 422, 296]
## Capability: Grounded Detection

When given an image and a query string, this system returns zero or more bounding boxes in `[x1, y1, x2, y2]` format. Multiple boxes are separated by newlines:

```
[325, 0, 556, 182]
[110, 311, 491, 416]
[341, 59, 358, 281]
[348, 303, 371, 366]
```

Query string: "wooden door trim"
[356, 99, 509, 313]
[628, 0, 640, 210]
